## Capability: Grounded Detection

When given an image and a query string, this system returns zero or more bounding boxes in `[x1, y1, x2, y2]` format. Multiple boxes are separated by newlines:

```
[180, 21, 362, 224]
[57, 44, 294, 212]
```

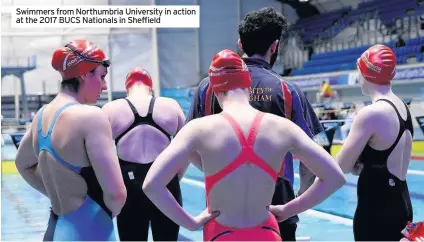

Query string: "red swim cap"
[125, 67, 153, 90]
[51, 40, 110, 80]
[357, 44, 396, 85]
[208, 49, 251, 92]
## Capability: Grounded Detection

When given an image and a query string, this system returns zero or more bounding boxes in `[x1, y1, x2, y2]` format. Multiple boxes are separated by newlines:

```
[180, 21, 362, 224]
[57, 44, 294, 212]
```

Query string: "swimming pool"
[2, 159, 423, 241]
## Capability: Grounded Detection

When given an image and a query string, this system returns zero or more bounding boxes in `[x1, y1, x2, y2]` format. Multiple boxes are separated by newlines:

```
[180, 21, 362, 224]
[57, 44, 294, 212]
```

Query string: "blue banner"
[287, 65, 424, 87]
[393, 66, 424, 81]
[287, 74, 350, 88]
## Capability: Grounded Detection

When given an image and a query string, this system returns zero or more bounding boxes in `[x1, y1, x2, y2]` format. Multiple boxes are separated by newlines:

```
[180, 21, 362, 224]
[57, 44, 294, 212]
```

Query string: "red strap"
[278, 159, 285, 177]
[220, 112, 248, 147]
[205, 112, 277, 202]
[281, 81, 292, 120]
[246, 112, 265, 146]
[221, 112, 266, 147]
[205, 85, 213, 116]
[279, 81, 292, 178]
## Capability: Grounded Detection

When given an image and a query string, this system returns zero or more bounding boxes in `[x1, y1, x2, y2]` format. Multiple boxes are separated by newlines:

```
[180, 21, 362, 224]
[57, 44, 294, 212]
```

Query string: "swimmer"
[143, 49, 345, 241]
[15, 40, 127, 241]
[102, 67, 187, 241]
[186, 8, 324, 240]
[336, 44, 414, 241]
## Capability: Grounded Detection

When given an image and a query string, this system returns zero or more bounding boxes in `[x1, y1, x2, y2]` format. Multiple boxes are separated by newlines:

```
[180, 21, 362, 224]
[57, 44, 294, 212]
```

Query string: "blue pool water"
[2, 159, 423, 241]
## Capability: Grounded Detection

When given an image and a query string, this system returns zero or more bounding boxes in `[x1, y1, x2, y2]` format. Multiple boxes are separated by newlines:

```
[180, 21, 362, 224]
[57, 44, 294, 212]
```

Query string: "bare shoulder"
[77, 105, 110, 129]
[372, 99, 404, 114]
[173, 116, 203, 144]
[355, 104, 384, 124]
[30, 106, 46, 134]
[182, 114, 216, 134]
[156, 96, 181, 109]
[263, 112, 312, 145]
[102, 99, 122, 111]
[183, 115, 204, 130]
[83, 105, 108, 118]
[31, 105, 47, 124]
[101, 99, 128, 116]
[263, 112, 296, 131]
[80, 104, 104, 114]
[154, 97, 184, 121]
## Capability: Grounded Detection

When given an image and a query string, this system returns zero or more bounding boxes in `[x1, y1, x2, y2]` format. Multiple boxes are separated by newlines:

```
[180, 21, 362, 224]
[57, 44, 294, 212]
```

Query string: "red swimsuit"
[203, 112, 282, 241]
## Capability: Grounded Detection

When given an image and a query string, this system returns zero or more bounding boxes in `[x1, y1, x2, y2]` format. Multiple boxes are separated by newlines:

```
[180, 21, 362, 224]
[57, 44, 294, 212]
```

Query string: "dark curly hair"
[238, 7, 289, 57]
[60, 68, 98, 93]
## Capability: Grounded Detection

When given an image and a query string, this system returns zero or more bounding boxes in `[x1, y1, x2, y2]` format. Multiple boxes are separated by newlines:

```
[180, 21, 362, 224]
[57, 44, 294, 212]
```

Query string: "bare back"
[143, 100, 343, 231]
[367, 96, 413, 180]
[32, 99, 100, 215]
[103, 96, 183, 164]
[194, 107, 294, 228]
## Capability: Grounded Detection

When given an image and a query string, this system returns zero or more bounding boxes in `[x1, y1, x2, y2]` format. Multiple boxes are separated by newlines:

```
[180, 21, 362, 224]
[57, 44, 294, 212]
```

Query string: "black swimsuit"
[353, 99, 414, 241]
[115, 97, 182, 241]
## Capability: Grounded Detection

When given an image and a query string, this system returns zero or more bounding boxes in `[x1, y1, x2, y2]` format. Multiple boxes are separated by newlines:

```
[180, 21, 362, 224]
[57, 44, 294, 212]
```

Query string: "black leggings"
[117, 160, 182, 241]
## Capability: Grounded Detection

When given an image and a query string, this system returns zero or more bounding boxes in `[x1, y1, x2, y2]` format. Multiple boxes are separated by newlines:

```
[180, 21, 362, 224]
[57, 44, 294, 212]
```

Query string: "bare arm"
[289, 83, 322, 196]
[101, 102, 119, 139]
[173, 100, 190, 181]
[189, 151, 203, 171]
[84, 108, 127, 217]
[336, 108, 374, 174]
[270, 120, 345, 220]
[15, 124, 48, 197]
[143, 121, 217, 230]
[101, 102, 112, 123]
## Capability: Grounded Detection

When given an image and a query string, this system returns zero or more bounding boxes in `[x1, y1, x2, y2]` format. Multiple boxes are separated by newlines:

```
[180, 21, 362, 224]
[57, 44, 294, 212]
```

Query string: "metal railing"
[1, 55, 36, 69]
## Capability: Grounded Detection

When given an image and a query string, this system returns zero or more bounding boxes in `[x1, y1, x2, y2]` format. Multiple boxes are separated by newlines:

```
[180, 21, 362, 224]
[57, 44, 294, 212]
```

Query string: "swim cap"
[208, 49, 251, 92]
[357, 44, 396, 85]
[125, 67, 153, 90]
[51, 40, 110, 80]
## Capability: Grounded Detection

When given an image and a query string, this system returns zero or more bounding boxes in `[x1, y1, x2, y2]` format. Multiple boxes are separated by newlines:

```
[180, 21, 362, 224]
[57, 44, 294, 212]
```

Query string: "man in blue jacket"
[185, 7, 323, 240]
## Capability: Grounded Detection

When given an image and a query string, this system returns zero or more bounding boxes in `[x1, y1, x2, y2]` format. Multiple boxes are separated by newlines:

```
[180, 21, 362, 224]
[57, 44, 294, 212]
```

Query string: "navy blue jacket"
[186, 57, 323, 185]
